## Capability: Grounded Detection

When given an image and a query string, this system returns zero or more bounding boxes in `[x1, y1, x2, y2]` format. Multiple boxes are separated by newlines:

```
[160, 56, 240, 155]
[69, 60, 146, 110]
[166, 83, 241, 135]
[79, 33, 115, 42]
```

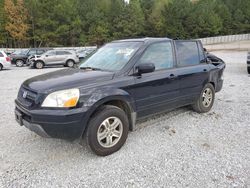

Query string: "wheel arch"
[66, 59, 75, 64]
[80, 94, 137, 139]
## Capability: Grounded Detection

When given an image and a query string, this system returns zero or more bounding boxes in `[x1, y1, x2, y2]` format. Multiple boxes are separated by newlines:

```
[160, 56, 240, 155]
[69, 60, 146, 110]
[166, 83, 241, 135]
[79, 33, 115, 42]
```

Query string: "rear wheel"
[35, 61, 44, 69]
[248, 67, 250, 74]
[16, 60, 24, 67]
[86, 105, 129, 156]
[66, 60, 75, 68]
[192, 83, 215, 113]
[0, 64, 3, 71]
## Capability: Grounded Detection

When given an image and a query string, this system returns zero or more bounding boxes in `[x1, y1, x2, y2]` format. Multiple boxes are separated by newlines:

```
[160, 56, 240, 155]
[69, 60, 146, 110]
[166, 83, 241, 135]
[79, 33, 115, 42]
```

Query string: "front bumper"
[15, 100, 88, 140]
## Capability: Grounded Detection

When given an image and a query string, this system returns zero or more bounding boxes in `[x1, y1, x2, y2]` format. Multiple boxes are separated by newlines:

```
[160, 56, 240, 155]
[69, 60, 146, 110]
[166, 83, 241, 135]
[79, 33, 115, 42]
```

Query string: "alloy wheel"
[202, 88, 213, 107]
[97, 117, 123, 148]
[16, 60, 24, 67]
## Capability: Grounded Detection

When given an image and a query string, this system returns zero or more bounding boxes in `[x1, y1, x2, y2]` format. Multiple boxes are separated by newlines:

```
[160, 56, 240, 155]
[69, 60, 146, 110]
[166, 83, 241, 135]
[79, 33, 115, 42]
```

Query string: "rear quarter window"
[176, 41, 200, 66]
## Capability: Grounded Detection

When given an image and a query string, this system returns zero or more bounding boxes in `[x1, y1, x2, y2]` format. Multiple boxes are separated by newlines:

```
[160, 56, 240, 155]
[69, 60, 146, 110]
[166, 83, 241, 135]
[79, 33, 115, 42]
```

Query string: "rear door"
[132, 41, 180, 118]
[174, 40, 210, 104]
[56, 51, 69, 64]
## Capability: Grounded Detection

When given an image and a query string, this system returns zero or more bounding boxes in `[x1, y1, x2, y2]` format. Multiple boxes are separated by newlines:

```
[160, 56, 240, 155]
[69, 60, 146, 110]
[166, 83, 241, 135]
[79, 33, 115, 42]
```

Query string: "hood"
[23, 68, 114, 92]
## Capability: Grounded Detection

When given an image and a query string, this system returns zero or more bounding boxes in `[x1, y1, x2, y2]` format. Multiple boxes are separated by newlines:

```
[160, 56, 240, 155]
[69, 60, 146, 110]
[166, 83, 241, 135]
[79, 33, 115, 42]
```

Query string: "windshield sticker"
[116, 48, 134, 56]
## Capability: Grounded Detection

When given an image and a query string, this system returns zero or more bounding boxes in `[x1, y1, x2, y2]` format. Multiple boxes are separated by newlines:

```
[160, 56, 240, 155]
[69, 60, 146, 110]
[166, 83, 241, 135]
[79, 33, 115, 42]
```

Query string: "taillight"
[6, 57, 10, 62]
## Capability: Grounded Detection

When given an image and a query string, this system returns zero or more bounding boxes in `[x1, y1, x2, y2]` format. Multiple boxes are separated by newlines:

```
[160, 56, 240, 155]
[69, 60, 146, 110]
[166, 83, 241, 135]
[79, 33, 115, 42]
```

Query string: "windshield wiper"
[80, 66, 102, 71]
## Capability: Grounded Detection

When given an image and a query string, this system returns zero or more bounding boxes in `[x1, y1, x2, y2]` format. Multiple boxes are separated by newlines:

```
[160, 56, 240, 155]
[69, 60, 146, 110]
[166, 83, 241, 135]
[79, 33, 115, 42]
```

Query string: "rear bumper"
[2, 62, 11, 68]
[15, 100, 88, 140]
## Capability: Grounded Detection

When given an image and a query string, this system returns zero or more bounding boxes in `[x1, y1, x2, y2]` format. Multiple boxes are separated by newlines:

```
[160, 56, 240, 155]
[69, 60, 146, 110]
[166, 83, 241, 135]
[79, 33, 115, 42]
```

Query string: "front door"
[132, 41, 180, 118]
[44, 51, 57, 64]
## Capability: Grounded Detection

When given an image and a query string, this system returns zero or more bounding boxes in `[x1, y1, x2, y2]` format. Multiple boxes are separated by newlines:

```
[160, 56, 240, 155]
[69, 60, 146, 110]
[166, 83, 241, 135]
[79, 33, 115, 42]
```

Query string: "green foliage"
[0, 0, 249, 47]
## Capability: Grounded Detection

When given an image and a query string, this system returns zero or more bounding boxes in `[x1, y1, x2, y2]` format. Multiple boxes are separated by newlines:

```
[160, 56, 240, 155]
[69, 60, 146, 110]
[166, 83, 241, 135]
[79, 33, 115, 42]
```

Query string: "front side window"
[80, 42, 142, 71]
[28, 50, 37, 55]
[46, 51, 56, 56]
[138, 42, 174, 70]
[176, 41, 200, 66]
[57, 51, 68, 55]
[37, 50, 45, 55]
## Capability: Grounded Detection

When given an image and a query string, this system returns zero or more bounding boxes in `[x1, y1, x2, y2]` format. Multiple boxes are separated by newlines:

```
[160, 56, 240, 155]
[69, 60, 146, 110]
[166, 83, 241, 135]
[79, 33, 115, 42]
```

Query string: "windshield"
[12, 50, 28, 55]
[79, 42, 142, 71]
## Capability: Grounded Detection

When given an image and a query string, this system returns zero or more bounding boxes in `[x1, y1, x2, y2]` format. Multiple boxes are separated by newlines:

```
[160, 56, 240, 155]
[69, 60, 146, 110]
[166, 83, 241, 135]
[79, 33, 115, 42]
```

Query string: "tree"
[162, 0, 192, 39]
[185, 0, 223, 38]
[111, 0, 145, 39]
[4, 0, 29, 47]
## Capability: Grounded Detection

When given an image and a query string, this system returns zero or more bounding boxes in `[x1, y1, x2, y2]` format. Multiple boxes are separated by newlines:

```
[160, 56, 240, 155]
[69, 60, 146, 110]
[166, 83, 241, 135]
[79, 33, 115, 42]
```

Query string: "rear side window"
[176, 41, 200, 66]
[138, 42, 174, 70]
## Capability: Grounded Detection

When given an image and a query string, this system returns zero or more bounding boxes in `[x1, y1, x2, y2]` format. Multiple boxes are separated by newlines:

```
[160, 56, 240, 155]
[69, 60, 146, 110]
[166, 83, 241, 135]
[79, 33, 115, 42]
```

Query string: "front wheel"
[192, 83, 215, 113]
[86, 105, 129, 156]
[248, 67, 250, 74]
[0, 64, 3, 71]
[35, 61, 44, 69]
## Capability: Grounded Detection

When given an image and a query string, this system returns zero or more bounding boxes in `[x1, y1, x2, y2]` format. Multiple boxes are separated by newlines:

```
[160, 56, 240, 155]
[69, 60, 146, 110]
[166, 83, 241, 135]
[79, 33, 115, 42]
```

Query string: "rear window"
[176, 41, 200, 66]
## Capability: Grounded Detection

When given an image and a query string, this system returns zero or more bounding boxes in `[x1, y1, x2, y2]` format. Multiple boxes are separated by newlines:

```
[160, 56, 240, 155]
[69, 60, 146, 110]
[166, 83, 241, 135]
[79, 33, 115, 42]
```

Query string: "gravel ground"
[0, 51, 249, 188]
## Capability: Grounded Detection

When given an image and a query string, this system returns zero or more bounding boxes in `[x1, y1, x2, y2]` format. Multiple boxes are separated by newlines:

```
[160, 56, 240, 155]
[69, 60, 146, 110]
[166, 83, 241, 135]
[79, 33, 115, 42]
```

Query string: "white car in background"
[0, 51, 11, 71]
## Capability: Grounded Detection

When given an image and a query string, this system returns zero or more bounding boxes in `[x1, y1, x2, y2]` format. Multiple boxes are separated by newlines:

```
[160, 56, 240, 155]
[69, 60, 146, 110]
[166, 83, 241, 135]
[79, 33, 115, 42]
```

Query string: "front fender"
[78, 87, 137, 138]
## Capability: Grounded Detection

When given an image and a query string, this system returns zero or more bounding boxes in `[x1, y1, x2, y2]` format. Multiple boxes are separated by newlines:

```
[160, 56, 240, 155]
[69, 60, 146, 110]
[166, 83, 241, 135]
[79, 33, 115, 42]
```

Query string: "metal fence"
[0, 46, 97, 53]
[200, 34, 250, 45]
[1, 34, 250, 52]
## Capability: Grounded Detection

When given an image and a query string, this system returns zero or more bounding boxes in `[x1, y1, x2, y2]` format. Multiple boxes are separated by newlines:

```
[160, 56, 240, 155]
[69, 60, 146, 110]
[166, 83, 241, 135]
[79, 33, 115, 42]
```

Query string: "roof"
[113, 37, 172, 43]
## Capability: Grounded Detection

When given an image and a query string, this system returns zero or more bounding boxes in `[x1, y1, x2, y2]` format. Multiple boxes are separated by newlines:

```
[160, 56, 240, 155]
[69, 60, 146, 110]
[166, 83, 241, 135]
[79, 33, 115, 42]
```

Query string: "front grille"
[18, 86, 38, 108]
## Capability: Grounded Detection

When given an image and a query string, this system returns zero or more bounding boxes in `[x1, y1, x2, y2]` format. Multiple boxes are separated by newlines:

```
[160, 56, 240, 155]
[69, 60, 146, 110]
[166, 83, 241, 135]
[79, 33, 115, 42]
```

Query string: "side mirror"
[136, 63, 155, 75]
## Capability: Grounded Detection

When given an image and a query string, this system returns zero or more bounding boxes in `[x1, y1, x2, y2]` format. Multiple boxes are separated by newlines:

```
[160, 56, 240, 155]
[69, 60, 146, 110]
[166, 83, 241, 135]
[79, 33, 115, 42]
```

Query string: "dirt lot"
[0, 51, 249, 188]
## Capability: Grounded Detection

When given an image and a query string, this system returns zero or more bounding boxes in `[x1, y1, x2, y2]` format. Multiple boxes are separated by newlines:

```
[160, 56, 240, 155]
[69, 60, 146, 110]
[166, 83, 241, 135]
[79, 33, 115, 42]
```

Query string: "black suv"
[10, 48, 52, 67]
[15, 38, 225, 156]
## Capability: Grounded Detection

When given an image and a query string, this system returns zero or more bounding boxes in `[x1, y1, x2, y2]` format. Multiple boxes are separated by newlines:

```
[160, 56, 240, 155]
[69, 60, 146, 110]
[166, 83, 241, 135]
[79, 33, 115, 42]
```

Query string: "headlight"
[42, 88, 80, 108]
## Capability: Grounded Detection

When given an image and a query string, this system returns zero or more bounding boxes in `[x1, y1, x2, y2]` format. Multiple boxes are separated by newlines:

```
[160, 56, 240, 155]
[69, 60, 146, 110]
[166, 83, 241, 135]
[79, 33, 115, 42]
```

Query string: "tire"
[248, 67, 250, 74]
[16, 60, 24, 67]
[35, 61, 44, 69]
[0, 64, 3, 71]
[66, 60, 75, 68]
[192, 83, 215, 113]
[86, 105, 129, 156]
